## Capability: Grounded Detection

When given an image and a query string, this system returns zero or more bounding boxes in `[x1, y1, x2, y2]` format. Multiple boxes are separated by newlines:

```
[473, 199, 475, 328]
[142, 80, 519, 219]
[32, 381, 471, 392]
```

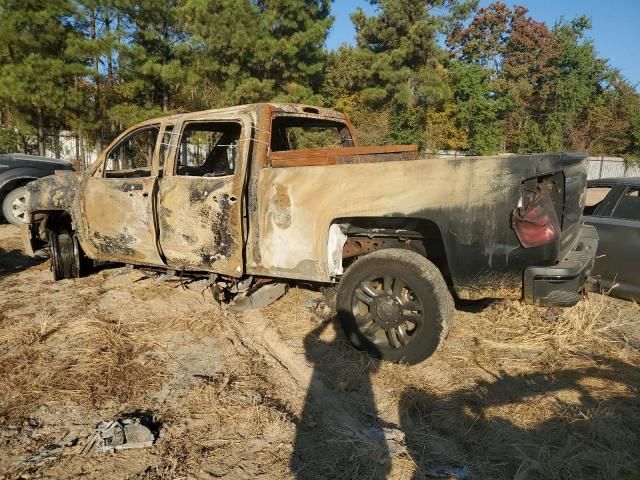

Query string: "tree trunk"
[75, 131, 80, 167]
[91, 8, 103, 149]
[105, 8, 114, 82]
[162, 16, 169, 112]
[54, 129, 61, 159]
[37, 107, 45, 156]
[79, 132, 86, 168]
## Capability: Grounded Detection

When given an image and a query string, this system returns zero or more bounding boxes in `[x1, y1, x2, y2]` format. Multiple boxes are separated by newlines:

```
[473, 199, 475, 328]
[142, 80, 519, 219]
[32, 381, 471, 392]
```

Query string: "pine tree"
[67, 0, 124, 148]
[179, 0, 332, 107]
[0, 0, 86, 155]
[351, 0, 476, 147]
[110, 0, 185, 127]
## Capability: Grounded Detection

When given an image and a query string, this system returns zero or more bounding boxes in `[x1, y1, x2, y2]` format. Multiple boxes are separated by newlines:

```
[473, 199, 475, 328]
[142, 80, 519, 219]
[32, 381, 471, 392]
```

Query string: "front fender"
[27, 173, 82, 213]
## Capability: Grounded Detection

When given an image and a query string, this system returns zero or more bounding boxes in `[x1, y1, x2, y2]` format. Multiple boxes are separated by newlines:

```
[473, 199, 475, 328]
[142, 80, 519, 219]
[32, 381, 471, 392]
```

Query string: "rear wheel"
[2, 186, 28, 226]
[337, 248, 454, 364]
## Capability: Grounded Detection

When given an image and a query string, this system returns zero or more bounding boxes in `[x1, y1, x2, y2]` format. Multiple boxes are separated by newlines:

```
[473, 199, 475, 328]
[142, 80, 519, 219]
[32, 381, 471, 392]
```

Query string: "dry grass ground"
[1, 223, 638, 479]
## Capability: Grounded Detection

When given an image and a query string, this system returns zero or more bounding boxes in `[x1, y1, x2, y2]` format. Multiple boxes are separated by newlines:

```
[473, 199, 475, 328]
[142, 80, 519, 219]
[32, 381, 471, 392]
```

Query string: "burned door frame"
[75, 122, 170, 266]
[156, 113, 253, 277]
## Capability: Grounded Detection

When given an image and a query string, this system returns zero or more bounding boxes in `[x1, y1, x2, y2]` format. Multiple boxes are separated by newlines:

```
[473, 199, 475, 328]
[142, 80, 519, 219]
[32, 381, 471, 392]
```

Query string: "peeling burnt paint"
[92, 231, 136, 257]
[156, 175, 242, 275]
[77, 177, 164, 265]
[251, 152, 585, 291]
[27, 173, 81, 212]
[271, 184, 292, 229]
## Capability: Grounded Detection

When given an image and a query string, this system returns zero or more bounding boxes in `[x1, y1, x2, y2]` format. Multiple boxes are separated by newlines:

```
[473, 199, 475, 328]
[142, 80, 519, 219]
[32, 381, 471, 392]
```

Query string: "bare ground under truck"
[23, 103, 597, 364]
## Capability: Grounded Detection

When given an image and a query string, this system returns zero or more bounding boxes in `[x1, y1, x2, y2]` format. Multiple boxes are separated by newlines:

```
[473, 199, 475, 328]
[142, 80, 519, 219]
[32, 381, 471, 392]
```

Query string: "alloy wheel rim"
[351, 273, 423, 349]
[11, 194, 27, 222]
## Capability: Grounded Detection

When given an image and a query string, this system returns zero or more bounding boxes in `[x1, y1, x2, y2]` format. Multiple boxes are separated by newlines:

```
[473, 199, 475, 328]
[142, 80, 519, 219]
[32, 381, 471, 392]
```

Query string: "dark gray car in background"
[0, 153, 73, 226]
[584, 177, 640, 301]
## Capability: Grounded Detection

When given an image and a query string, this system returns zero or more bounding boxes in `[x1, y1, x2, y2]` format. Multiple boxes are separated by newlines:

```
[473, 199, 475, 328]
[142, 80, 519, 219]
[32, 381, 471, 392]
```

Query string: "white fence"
[44, 132, 98, 169]
[586, 156, 640, 180]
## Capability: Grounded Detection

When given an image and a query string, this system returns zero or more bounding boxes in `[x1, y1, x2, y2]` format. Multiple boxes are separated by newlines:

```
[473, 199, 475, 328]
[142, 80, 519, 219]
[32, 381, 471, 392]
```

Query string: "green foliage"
[0, 126, 20, 153]
[178, 0, 331, 107]
[351, 0, 471, 108]
[0, 0, 87, 153]
[389, 106, 426, 146]
[448, 62, 504, 154]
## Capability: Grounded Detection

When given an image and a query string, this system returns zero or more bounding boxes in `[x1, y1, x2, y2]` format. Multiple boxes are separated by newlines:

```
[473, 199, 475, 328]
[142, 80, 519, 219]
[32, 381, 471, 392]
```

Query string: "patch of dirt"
[1, 223, 638, 479]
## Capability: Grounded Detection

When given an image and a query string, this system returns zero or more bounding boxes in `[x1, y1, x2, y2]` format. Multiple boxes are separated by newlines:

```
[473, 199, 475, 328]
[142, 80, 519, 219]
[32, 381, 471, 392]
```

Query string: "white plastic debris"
[81, 417, 155, 455]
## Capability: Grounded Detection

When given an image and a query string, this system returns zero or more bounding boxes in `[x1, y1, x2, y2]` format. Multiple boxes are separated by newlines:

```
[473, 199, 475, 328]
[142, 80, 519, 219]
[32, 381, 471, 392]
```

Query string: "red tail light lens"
[512, 186, 561, 248]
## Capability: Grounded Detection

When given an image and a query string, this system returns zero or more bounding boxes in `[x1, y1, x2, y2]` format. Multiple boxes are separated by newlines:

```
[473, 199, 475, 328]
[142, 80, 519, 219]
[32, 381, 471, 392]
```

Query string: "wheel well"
[45, 211, 73, 232]
[31, 210, 73, 243]
[333, 217, 451, 285]
[0, 177, 36, 196]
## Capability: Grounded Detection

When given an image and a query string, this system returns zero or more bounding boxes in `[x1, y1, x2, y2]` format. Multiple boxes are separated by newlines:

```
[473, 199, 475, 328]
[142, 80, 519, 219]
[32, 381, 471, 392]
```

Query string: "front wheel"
[2, 186, 28, 226]
[337, 249, 454, 364]
[49, 230, 87, 280]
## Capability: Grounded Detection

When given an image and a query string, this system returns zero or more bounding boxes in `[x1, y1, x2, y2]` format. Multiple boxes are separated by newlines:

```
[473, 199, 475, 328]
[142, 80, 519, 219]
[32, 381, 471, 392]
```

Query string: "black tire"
[2, 186, 28, 226]
[49, 230, 82, 280]
[337, 248, 454, 364]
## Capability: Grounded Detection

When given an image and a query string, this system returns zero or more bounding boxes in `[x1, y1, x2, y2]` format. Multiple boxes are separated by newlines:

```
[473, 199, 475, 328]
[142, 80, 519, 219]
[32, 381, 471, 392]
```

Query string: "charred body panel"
[24, 173, 82, 255]
[157, 176, 240, 274]
[250, 153, 589, 301]
[27, 173, 81, 213]
[77, 177, 164, 265]
[155, 112, 253, 277]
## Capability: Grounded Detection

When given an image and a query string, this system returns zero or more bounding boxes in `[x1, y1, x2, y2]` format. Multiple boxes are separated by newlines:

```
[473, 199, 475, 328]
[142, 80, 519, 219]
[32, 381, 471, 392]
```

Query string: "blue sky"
[326, 0, 640, 87]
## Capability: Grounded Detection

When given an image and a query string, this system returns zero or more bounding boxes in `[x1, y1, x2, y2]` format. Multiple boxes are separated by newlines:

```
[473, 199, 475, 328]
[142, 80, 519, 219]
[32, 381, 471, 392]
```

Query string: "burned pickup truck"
[23, 103, 597, 363]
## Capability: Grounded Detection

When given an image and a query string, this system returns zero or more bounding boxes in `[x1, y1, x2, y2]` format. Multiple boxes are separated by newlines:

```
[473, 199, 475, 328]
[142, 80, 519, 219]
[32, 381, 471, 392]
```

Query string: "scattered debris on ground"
[81, 415, 157, 455]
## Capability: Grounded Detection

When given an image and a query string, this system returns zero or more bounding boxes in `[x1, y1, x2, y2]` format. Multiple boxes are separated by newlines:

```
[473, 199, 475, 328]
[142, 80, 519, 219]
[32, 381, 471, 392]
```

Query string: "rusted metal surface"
[76, 177, 162, 265]
[269, 145, 418, 168]
[342, 237, 393, 259]
[157, 176, 240, 274]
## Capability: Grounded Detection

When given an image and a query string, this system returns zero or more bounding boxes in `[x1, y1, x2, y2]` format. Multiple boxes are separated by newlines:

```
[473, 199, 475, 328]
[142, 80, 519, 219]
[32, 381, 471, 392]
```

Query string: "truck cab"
[24, 103, 597, 364]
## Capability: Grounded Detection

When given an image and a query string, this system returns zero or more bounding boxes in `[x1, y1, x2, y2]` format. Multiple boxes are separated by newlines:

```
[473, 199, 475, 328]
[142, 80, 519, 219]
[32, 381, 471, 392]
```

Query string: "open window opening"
[270, 116, 354, 152]
[105, 126, 159, 178]
[176, 122, 241, 177]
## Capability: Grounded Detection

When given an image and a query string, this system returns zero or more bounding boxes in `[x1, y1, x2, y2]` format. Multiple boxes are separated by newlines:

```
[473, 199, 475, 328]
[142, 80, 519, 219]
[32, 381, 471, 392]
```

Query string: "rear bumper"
[523, 225, 598, 306]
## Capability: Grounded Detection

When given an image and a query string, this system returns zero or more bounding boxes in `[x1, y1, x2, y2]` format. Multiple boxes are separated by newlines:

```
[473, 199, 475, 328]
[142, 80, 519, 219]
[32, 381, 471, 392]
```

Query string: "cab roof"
[136, 103, 348, 127]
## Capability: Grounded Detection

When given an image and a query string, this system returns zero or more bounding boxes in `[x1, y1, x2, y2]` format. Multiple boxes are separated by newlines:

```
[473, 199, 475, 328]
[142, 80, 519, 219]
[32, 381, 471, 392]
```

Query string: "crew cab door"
[77, 124, 165, 266]
[156, 116, 250, 276]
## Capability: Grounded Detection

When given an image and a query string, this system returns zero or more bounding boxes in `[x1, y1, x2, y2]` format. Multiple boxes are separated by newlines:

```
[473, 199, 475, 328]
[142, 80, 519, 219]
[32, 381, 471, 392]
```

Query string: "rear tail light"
[512, 185, 561, 248]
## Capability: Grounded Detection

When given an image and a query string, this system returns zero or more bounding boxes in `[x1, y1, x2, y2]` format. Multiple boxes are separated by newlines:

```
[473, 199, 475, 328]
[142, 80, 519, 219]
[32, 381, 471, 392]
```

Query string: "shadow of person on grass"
[400, 355, 640, 479]
[290, 316, 391, 479]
